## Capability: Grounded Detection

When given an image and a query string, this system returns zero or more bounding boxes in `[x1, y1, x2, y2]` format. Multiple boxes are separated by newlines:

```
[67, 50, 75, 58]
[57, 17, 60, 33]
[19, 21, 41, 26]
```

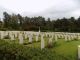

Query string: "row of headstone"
[0, 31, 80, 49]
[2, 31, 80, 59]
[1, 32, 80, 41]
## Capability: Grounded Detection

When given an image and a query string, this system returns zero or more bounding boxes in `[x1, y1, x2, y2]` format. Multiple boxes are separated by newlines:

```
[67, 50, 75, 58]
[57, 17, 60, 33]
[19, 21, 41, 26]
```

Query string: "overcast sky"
[0, 0, 80, 19]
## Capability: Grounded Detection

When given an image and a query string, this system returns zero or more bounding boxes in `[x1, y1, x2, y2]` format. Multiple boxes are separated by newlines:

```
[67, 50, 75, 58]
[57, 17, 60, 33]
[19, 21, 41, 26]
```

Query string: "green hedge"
[0, 40, 68, 60]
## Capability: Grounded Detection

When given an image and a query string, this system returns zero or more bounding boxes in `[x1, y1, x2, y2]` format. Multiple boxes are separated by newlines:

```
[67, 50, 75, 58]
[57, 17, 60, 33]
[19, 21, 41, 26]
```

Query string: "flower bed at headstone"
[0, 40, 68, 60]
[3, 35, 10, 39]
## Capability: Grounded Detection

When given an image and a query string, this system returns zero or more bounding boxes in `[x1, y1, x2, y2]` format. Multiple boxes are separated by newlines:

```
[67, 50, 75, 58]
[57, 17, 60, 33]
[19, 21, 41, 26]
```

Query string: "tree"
[3, 12, 11, 29]
[10, 14, 19, 30]
[46, 18, 52, 31]
[68, 17, 76, 32]
[17, 14, 24, 30]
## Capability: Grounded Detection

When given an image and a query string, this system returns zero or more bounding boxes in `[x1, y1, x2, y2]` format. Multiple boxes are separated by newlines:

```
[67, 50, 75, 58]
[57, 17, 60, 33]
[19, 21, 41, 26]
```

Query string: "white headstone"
[11, 34, 15, 40]
[78, 35, 80, 40]
[24, 33, 28, 39]
[78, 45, 80, 60]
[36, 33, 39, 42]
[55, 34, 57, 41]
[65, 34, 67, 41]
[48, 38, 53, 46]
[28, 34, 33, 43]
[0, 31, 4, 39]
[14, 32, 18, 38]
[41, 34, 45, 50]
[39, 27, 40, 33]
[68, 35, 71, 41]
[19, 33, 23, 44]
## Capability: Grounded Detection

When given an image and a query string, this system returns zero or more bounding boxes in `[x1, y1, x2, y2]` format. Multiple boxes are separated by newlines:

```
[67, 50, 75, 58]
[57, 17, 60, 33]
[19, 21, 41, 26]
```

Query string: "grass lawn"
[3, 37, 80, 60]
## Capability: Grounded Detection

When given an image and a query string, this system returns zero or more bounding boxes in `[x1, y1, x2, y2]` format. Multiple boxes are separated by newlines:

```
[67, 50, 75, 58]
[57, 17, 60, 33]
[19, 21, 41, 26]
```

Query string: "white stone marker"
[51, 34, 54, 39]
[55, 34, 57, 41]
[5, 31, 8, 36]
[9, 32, 12, 39]
[28, 34, 33, 43]
[64, 34, 67, 41]
[78, 45, 80, 60]
[41, 34, 45, 50]
[19, 33, 23, 44]
[57, 34, 60, 38]
[49, 34, 51, 37]
[14, 32, 18, 38]
[36, 33, 39, 42]
[0, 31, 4, 39]
[24, 33, 28, 39]
[68, 35, 71, 41]
[78, 33, 80, 40]
[78, 35, 80, 40]
[70, 35, 73, 40]
[11, 34, 15, 40]
[48, 37, 53, 46]
[39, 27, 40, 33]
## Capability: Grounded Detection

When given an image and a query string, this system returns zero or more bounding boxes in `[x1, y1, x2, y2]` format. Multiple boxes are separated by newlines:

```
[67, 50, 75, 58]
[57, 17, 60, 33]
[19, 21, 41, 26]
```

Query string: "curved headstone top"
[78, 45, 80, 47]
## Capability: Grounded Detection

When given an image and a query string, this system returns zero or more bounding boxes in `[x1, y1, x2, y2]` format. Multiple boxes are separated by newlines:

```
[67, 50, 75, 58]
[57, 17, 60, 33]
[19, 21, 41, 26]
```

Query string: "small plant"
[23, 42, 28, 45]
[47, 41, 57, 48]
[47, 43, 53, 48]
[53, 41, 57, 47]
[74, 38, 78, 41]
[4, 35, 10, 39]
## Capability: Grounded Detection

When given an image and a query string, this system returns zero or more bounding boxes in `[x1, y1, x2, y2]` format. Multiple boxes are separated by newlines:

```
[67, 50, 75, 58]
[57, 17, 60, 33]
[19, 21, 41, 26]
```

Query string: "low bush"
[0, 40, 68, 60]
[4, 35, 10, 39]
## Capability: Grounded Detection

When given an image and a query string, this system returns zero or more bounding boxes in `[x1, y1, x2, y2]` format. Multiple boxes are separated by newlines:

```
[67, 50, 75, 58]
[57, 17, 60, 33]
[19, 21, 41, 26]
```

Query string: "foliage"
[0, 40, 69, 60]
[3, 35, 10, 39]
[0, 12, 79, 32]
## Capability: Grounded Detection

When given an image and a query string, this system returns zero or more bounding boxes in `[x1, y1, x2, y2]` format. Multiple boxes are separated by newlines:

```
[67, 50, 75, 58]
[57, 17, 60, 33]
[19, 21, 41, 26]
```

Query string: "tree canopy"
[0, 12, 80, 32]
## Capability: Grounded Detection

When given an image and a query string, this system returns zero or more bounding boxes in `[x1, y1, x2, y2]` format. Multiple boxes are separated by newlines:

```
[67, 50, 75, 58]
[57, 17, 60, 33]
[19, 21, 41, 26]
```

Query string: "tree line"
[0, 12, 80, 32]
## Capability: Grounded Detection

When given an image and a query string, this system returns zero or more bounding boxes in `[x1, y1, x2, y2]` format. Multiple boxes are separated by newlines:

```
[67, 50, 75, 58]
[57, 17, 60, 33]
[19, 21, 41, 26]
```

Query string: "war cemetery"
[0, 12, 80, 60]
[0, 0, 80, 60]
[0, 30, 80, 60]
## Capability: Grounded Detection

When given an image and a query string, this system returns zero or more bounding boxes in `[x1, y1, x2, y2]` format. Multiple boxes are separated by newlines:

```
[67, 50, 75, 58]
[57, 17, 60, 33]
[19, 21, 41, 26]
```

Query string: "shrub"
[53, 41, 57, 47]
[0, 40, 68, 60]
[4, 35, 10, 39]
